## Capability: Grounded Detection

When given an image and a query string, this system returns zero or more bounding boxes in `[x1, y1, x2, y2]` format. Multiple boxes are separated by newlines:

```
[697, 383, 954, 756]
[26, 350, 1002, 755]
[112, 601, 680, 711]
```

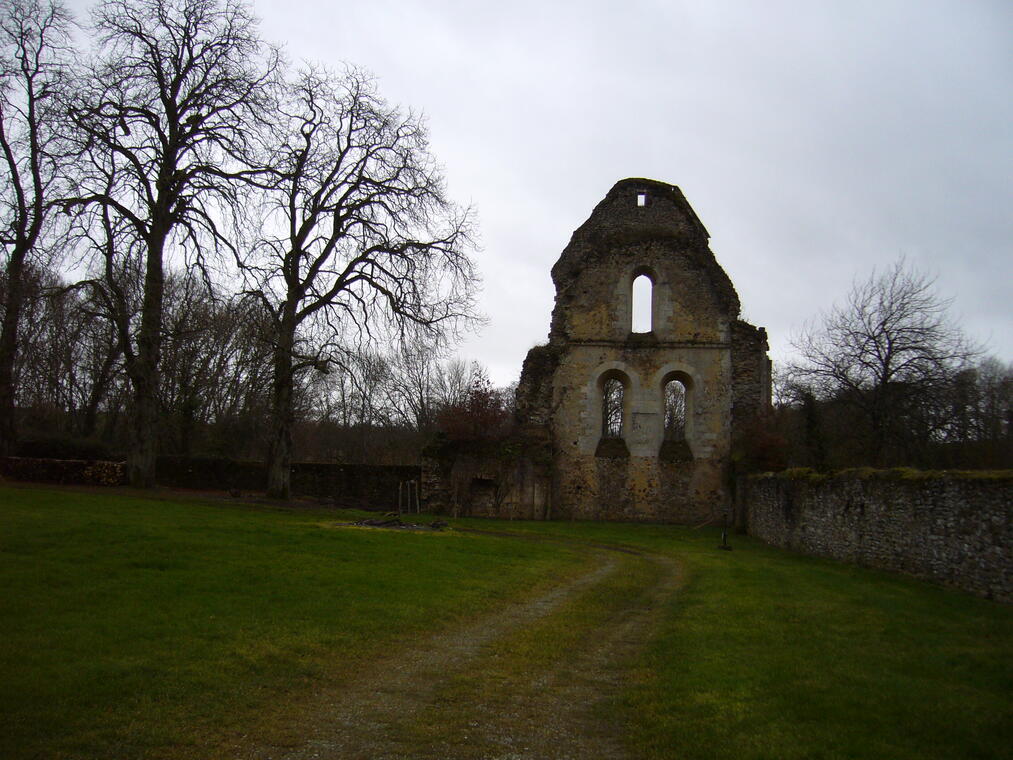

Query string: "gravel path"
[232, 536, 681, 760]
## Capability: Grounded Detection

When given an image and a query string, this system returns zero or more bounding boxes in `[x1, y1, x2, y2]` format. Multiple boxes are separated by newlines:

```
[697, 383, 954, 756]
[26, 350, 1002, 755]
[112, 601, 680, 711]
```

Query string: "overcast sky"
[74, 0, 1013, 385]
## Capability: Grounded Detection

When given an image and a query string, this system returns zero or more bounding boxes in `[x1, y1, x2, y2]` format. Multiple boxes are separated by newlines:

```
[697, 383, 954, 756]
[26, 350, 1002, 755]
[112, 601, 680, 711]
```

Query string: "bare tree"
[384, 334, 445, 431]
[158, 273, 271, 455]
[789, 259, 979, 465]
[242, 66, 477, 498]
[434, 356, 472, 412]
[0, 0, 74, 455]
[974, 357, 1012, 444]
[6, 263, 127, 453]
[940, 357, 1012, 463]
[433, 362, 511, 442]
[66, 0, 274, 485]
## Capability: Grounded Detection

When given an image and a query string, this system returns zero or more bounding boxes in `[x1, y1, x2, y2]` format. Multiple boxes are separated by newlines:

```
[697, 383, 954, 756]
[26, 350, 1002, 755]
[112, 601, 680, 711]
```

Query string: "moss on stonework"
[625, 331, 659, 346]
[750, 467, 1013, 483]
[595, 438, 630, 459]
[658, 439, 694, 462]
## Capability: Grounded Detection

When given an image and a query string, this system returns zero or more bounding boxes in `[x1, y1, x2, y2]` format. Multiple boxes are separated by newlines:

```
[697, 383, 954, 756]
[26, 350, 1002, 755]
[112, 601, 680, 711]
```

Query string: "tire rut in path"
[412, 551, 681, 760]
[237, 543, 680, 760]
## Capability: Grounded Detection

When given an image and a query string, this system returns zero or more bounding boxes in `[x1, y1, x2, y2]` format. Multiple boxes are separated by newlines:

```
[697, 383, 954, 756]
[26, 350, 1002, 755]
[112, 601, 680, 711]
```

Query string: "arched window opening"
[631, 274, 653, 333]
[664, 379, 687, 440]
[602, 377, 624, 438]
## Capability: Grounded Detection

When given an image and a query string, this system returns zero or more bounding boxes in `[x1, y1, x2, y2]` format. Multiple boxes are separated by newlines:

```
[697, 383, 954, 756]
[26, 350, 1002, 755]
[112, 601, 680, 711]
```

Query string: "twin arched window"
[598, 372, 691, 443]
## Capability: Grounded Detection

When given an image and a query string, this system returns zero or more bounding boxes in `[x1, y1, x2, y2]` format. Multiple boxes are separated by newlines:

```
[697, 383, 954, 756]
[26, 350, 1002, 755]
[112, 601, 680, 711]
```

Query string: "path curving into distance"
[232, 531, 683, 760]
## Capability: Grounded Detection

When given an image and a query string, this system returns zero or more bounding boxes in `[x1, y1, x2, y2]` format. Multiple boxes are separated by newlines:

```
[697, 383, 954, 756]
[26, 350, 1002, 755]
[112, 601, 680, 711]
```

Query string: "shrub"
[16, 433, 116, 461]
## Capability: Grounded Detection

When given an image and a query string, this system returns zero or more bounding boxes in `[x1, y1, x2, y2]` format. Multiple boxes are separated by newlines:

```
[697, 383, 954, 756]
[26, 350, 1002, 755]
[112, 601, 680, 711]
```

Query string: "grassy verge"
[628, 537, 1012, 759]
[454, 518, 1013, 760]
[0, 486, 587, 759]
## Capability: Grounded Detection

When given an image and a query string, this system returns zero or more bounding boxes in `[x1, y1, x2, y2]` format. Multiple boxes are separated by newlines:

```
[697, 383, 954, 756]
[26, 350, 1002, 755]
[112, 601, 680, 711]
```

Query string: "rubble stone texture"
[740, 471, 1012, 603]
[425, 178, 771, 522]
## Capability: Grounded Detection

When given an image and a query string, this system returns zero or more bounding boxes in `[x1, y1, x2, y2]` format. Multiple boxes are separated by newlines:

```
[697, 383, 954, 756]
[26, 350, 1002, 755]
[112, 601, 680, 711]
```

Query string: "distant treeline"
[7, 264, 512, 466]
[738, 261, 1011, 472]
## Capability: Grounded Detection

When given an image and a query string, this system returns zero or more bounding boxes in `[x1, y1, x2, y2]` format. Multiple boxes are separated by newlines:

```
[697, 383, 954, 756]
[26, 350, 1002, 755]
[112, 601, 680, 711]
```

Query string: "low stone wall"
[291, 462, 421, 510]
[421, 433, 553, 519]
[2, 455, 420, 511]
[155, 456, 263, 491]
[0, 456, 126, 486]
[739, 470, 1012, 603]
[155, 457, 420, 509]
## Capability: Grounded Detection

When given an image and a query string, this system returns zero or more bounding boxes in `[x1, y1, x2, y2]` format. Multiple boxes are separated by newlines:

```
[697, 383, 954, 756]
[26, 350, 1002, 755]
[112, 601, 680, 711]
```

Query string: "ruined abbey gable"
[423, 178, 771, 523]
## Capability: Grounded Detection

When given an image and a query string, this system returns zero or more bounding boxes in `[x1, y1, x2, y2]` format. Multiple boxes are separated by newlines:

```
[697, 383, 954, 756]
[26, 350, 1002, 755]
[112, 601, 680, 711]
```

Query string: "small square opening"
[636, 193, 647, 207]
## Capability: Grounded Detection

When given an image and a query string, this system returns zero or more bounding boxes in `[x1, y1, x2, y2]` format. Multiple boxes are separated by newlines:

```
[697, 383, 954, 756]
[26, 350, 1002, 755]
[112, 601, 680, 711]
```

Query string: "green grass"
[458, 519, 1013, 760]
[2, 485, 1011, 759]
[0, 486, 587, 759]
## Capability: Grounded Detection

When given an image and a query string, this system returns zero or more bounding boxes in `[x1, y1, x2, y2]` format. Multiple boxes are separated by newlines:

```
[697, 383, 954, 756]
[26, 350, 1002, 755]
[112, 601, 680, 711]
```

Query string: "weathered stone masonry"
[423, 178, 771, 522]
[739, 471, 1012, 603]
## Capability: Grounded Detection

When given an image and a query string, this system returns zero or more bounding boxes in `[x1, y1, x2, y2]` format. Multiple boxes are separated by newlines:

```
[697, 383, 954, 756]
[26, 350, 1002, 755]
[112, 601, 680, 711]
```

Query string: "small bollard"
[718, 515, 732, 551]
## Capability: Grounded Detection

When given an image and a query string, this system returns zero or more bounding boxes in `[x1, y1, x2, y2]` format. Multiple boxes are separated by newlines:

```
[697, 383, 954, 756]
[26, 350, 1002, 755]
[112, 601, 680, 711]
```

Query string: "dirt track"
[232, 534, 681, 760]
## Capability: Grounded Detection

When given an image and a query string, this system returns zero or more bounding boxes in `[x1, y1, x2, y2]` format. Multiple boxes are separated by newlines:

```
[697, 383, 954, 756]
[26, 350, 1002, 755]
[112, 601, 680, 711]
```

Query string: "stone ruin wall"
[421, 439, 553, 520]
[423, 178, 771, 522]
[739, 471, 1012, 603]
[730, 320, 773, 437]
[535, 179, 769, 521]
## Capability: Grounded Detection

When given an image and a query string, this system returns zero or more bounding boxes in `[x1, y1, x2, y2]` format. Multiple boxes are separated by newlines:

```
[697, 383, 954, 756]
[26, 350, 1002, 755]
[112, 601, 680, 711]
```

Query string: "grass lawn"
[466, 519, 1013, 760]
[0, 485, 588, 759]
[2, 485, 1011, 759]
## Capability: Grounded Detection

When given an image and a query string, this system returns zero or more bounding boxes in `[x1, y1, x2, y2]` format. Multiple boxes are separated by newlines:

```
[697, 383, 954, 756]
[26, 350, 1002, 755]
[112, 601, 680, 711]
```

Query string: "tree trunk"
[267, 327, 295, 499]
[125, 235, 165, 487]
[126, 377, 158, 487]
[0, 248, 27, 457]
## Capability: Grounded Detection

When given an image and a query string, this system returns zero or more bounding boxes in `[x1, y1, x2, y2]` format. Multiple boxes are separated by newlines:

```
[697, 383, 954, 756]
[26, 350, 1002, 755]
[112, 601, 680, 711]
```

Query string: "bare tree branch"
[0, 0, 75, 455]
[788, 258, 981, 465]
[65, 0, 275, 485]
[238, 64, 480, 498]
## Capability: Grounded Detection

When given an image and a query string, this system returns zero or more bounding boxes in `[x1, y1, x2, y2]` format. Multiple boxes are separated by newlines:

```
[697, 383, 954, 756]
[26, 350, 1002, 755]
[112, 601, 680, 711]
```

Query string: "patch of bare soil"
[228, 540, 681, 760]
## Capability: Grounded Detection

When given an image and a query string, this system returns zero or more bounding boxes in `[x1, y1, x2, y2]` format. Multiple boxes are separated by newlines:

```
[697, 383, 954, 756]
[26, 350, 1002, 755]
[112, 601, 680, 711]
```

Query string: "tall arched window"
[664, 379, 687, 440]
[602, 377, 624, 438]
[631, 274, 653, 333]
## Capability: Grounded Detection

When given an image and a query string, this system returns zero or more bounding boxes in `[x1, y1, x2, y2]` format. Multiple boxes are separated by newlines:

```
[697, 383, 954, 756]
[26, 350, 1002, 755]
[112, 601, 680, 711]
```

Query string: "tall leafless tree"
[242, 66, 477, 498]
[434, 356, 472, 412]
[384, 334, 447, 431]
[65, 0, 274, 485]
[0, 0, 74, 455]
[788, 258, 979, 465]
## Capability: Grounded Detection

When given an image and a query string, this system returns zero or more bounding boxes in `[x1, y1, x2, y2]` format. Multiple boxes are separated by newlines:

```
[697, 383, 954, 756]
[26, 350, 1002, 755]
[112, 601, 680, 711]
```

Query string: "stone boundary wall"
[1, 456, 420, 511]
[0, 456, 126, 486]
[739, 470, 1012, 603]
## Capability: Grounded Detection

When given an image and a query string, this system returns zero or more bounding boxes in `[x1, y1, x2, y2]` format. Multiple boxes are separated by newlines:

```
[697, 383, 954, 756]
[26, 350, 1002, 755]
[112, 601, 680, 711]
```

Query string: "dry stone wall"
[740, 470, 1012, 603]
